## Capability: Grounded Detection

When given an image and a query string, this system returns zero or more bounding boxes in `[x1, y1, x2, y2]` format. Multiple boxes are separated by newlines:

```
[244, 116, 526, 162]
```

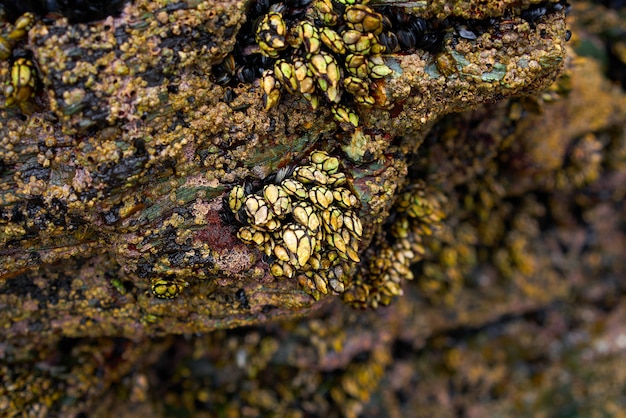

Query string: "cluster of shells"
[256, 0, 394, 126]
[1, 12, 37, 113]
[344, 181, 447, 308]
[226, 151, 363, 298]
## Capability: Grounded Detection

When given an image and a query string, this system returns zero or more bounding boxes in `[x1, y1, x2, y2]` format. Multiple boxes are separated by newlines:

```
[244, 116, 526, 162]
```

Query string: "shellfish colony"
[213, 0, 442, 124]
[213, 0, 570, 125]
[225, 150, 363, 299]
[344, 181, 447, 308]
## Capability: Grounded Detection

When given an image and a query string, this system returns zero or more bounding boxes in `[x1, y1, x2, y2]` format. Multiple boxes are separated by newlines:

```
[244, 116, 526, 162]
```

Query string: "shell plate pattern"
[343, 181, 447, 308]
[225, 151, 363, 300]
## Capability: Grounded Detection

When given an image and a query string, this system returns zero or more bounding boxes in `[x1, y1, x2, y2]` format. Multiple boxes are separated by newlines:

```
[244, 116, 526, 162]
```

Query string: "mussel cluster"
[226, 151, 363, 299]
[344, 181, 446, 308]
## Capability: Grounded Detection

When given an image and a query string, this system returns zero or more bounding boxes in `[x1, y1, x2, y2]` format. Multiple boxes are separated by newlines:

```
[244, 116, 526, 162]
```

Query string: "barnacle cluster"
[344, 181, 447, 308]
[256, 0, 395, 121]
[226, 150, 363, 299]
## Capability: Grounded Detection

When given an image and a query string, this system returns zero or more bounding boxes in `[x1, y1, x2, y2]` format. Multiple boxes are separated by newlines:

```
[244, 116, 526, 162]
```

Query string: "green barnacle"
[296, 21, 322, 54]
[7, 12, 35, 41]
[332, 187, 359, 208]
[311, 0, 339, 27]
[293, 58, 316, 95]
[281, 178, 308, 199]
[274, 59, 299, 94]
[342, 30, 375, 55]
[0, 37, 11, 61]
[293, 165, 329, 185]
[345, 54, 369, 79]
[302, 92, 321, 110]
[5, 57, 37, 108]
[310, 150, 340, 174]
[328, 172, 347, 186]
[256, 11, 288, 58]
[151, 277, 187, 299]
[319, 27, 346, 55]
[261, 69, 281, 110]
[367, 55, 393, 79]
[343, 76, 370, 98]
[228, 185, 246, 213]
[343, 5, 383, 35]
[354, 94, 376, 107]
[334, 0, 369, 6]
[331, 103, 360, 128]
[306, 52, 342, 103]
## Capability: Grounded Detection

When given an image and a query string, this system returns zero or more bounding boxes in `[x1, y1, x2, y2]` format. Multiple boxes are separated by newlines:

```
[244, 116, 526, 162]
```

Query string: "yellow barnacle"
[261, 69, 281, 110]
[237, 226, 256, 244]
[281, 178, 308, 199]
[274, 59, 298, 94]
[308, 185, 334, 209]
[296, 21, 321, 54]
[321, 207, 344, 233]
[331, 104, 359, 128]
[292, 201, 321, 234]
[228, 185, 245, 213]
[293, 58, 316, 94]
[151, 277, 187, 299]
[8, 12, 35, 41]
[306, 52, 342, 103]
[345, 54, 369, 79]
[343, 5, 383, 35]
[367, 55, 393, 79]
[263, 184, 292, 217]
[311, 0, 339, 26]
[319, 27, 346, 55]
[332, 187, 359, 208]
[5, 57, 37, 107]
[271, 260, 295, 278]
[281, 224, 314, 267]
[256, 12, 288, 58]
[0, 37, 11, 61]
[293, 165, 329, 185]
[342, 210, 363, 238]
[244, 194, 273, 226]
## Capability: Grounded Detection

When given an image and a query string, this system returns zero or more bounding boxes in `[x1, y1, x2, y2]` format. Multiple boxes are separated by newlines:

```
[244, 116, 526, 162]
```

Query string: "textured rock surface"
[1, 0, 625, 416]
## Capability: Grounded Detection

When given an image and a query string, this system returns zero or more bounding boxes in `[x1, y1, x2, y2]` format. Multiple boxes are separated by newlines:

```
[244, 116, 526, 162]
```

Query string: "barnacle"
[247, 0, 396, 127]
[4, 56, 37, 110]
[225, 151, 363, 300]
[343, 181, 447, 308]
[151, 276, 188, 299]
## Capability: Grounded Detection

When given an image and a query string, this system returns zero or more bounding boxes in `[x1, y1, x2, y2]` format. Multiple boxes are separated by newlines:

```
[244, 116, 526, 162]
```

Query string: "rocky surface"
[1, 0, 625, 416]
